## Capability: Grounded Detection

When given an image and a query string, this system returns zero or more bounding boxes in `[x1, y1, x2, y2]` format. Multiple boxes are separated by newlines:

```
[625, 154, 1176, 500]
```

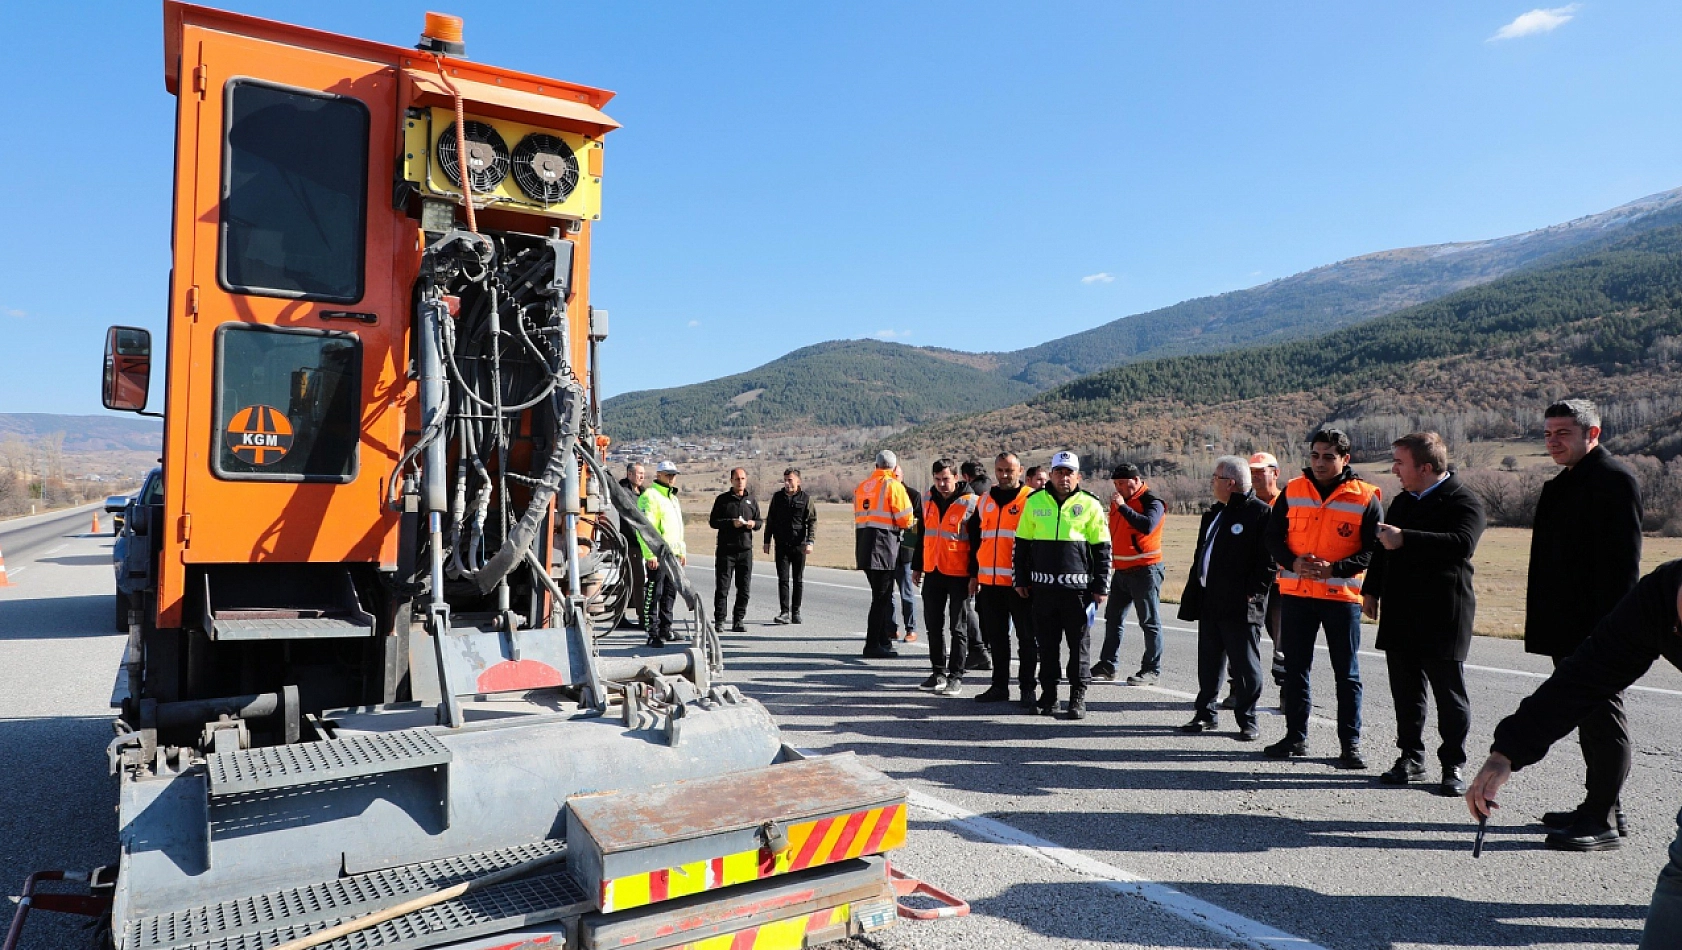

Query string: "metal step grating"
[127, 841, 569, 950]
[162, 872, 585, 950]
[207, 730, 451, 796]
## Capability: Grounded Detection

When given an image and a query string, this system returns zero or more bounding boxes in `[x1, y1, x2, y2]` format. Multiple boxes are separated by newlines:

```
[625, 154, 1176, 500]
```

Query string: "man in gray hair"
[1176, 456, 1278, 739]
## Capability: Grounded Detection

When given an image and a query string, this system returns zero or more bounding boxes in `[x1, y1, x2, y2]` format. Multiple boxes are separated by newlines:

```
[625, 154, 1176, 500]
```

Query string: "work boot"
[919, 673, 947, 692]
[731, 621, 747, 633]
[1017, 688, 1038, 711]
[939, 676, 965, 697]
[1088, 662, 1117, 681]
[1379, 757, 1427, 785]
[773, 612, 792, 624]
[974, 686, 1011, 703]
[1336, 745, 1368, 770]
[1061, 688, 1087, 720]
[791, 612, 802, 624]
[1264, 737, 1308, 759]
[1036, 692, 1058, 716]
[1125, 670, 1159, 686]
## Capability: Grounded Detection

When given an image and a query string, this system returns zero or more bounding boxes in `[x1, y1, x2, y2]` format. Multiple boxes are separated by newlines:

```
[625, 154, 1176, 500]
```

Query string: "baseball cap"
[1050, 451, 1079, 472]
[656, 460, 680, 475]
[1247, 452, 1279, 470]
[1110, 463, 1140, 480]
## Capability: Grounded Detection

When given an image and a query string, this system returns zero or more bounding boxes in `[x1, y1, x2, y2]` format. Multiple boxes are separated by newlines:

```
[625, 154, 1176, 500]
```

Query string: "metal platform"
[125, 841, 584, 950]
[206, 730, 451, 796]
[211, 616, 375, 640]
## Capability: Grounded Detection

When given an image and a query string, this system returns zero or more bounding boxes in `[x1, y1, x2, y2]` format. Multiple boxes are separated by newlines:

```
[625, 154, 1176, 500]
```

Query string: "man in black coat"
[1524, 399, 1643, 850]
[1177, 456, 1277, 740]
[708, 467, 761, 632]
[763, 468, 817, 624]
[1363, 432, 1486, 796]
[1466, 562, 1682, 946]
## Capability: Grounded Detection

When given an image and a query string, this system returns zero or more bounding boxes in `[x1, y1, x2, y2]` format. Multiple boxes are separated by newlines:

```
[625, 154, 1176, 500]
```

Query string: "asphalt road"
[677, 553, 1682, 950]
[2, 521, 1677, 950]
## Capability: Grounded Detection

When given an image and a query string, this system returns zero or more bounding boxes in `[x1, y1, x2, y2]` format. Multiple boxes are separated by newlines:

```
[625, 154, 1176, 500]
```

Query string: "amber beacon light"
[418, 12, 465, 56]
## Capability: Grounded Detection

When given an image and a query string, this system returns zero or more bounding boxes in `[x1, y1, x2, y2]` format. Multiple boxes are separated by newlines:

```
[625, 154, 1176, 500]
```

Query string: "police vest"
[1276, 474, 1380, 603]
[922, 492, 977, 576]
[853, 472, 913, 532]
[976, 486, 1030, 586]
[1109, 485, 1164, 569]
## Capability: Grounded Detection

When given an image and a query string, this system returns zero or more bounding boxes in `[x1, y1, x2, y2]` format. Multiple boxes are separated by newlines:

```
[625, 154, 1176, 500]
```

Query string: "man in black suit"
[1178, 455, 1278, 740]
[1524, 398, 1643, 851]
[1363, 432, 1487, 796]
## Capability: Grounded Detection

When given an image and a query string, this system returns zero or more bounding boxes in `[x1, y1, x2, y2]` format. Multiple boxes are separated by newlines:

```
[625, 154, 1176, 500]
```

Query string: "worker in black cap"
[1092, 463, 1167, 687]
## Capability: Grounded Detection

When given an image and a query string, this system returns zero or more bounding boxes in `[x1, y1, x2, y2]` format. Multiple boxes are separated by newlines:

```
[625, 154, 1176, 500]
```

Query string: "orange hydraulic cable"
[432, 53, 477, 233]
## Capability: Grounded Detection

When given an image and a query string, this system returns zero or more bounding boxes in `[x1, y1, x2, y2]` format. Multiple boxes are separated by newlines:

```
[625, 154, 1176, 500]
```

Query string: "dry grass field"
[681, 503, 1682, 640]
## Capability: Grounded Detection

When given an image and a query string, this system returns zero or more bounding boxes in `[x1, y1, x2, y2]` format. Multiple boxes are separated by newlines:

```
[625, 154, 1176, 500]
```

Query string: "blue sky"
[4, 2, 1681, 412]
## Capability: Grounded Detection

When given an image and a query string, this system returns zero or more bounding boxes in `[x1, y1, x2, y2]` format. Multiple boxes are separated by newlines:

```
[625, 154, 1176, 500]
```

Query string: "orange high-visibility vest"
[853, 471, 914, 532]
[921, 491, 978, 576]
[1275, 474, 1380, 603]
[975, 486, 1030, 586]
[1109, 483, 1163, 569]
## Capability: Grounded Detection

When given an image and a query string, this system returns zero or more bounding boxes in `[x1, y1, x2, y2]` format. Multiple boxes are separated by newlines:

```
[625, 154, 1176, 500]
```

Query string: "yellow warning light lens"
[423, 12, 464, 45]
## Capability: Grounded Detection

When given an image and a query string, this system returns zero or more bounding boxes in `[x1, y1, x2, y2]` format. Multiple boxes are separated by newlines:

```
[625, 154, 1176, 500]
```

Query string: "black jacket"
[765, 488, 817, 548]
[1366, 474, 1487, 661]
[709, 490, 762, 553]
[1525, 447, 1643, 658]
[1495, 560, 1682, 770]
[1177, 493, 1276, 624]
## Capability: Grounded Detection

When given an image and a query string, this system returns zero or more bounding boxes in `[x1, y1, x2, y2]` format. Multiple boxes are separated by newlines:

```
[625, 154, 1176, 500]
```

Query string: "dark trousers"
[1386, 652, 1471, 768]
[1033, 588, 1092, 700]
[774, 543, 806, 614]
[644, 562, 677, 640]
[922, 572, 970, 675]
[964, 595, 986, 657]
[1098, 563, 1165, 674]
[978, 585, 1036, 693]
[1553, 655, 1631, 822]
[713, 549, 752, 624]
[1195, 617, 1263, 728]
[864, 569, 898, 652]
[1279, 596, 1363, 748]
[893, 558, 918, 633]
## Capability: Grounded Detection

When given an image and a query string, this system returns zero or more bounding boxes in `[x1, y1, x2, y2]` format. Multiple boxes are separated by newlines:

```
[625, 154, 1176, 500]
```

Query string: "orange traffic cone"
[0, 540, 11, 587]
[93, 512, 101, 534]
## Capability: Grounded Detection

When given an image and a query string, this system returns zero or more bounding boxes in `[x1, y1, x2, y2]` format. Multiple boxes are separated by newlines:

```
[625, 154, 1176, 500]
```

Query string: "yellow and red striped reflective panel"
[679, 904, 848, 950]
[599, 803, 906, 913]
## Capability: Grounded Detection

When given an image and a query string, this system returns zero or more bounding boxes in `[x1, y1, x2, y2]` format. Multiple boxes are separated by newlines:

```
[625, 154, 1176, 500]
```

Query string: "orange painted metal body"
[154, 3, 615, 627]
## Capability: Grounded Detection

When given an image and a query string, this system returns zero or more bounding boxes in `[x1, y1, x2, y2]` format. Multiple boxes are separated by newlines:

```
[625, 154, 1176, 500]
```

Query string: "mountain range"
[603, 186, 1682, 440]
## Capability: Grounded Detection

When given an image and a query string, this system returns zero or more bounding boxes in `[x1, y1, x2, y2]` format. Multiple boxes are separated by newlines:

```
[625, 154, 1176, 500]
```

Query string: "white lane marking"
[43, 544, 65, 556]
[1157, 621, 1682, 700]
[3, 566, 24, 579]
[707, 568, 1682, 700]
[908, 789, 1329, 950]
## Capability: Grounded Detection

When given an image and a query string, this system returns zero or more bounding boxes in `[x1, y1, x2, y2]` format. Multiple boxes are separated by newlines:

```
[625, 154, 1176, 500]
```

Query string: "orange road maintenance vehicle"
[6, 6, 938, 950]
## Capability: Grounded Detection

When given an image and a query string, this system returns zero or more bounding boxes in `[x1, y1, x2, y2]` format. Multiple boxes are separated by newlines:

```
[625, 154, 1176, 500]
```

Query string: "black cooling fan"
[437, 121, 509, 193]
[511, 133, 580, 204]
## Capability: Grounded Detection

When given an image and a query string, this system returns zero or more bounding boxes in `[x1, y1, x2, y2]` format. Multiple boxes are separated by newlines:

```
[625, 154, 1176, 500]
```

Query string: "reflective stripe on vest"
[1109, 485, 1164, 568]
[975, 487, 1029, 585]
[854, 475, 909, 530]
[922, 493, 977, 576]
[1276, 475, 1379, 604]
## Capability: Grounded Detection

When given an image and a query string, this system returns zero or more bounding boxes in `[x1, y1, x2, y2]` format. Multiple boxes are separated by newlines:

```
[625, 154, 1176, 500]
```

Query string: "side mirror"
[103, 326, 152, 412]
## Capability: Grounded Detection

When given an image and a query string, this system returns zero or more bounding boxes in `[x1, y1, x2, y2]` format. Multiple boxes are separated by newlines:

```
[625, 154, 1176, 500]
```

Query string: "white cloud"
[1490, 5, 1579, 41]
[686, 319, 700, 327]
[3, 308, 24, 317]
[1080, 272, 1115, 284]
[873, 329, 912, 340]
